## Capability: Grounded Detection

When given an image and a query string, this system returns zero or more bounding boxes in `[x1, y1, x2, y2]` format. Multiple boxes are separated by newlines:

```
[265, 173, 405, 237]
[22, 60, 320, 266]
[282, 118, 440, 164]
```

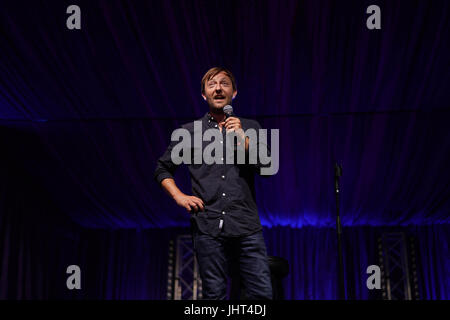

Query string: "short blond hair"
[201, 67, 237, 94]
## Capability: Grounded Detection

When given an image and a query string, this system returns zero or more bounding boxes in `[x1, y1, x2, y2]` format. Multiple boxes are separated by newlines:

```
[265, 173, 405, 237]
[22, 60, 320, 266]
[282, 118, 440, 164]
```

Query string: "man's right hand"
[160, 178, 205, 213]
[174, 194, 205, 213]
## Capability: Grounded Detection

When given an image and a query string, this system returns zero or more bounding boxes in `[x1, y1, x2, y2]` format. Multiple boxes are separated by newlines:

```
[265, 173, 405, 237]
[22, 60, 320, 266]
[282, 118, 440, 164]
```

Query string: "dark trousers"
[192, 230, 273, 300]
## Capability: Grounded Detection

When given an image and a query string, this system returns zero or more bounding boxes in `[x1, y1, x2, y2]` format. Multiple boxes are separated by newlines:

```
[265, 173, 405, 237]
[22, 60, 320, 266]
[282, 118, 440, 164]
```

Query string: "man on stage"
[154, 67, 273, 300]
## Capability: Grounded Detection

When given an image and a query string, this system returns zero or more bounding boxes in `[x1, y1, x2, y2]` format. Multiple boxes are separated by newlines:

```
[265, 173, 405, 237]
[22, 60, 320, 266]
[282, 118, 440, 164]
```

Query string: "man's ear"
[232, 90, 238, 100]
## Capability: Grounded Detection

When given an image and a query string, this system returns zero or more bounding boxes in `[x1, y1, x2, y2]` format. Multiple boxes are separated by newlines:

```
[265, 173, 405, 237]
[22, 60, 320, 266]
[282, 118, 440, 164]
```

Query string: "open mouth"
[214, 95, 225, 101]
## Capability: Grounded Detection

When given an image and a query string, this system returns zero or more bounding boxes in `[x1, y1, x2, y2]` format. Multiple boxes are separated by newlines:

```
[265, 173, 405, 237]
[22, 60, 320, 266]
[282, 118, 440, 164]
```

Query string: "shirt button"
[221, 175, 225, 179]
[222, 211, 226, 215]
[222, 193, 226, 197]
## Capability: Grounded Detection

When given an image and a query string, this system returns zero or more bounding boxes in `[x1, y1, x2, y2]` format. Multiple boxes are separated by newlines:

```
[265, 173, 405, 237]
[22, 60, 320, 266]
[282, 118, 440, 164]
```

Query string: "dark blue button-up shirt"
[154, 112, 269, 237]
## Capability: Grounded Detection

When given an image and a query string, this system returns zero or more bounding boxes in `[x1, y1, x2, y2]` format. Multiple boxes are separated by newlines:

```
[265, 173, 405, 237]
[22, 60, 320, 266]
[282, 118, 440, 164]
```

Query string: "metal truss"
[166, 235, 202, 300]
[377, 232, 420, 300]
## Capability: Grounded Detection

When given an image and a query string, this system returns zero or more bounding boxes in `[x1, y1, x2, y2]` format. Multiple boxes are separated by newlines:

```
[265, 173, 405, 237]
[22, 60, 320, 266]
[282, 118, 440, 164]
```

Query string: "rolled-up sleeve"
[249, 120, 272, 176]
[154, 139, 180, 185]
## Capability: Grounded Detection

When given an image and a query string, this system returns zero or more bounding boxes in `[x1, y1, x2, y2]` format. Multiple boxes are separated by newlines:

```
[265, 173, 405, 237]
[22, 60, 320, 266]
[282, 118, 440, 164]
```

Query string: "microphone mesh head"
[223, 105, 233, 116]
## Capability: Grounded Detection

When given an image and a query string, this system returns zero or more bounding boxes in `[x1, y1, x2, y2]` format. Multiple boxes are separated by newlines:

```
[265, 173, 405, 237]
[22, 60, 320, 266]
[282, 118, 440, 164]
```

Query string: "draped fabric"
[263, 225, 450, 300]
[0, 0, 449, 299]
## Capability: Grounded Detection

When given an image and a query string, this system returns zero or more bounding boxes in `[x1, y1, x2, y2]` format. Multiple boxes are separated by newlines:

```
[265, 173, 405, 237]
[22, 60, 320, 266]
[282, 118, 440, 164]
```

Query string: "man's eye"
[221, 82, 230, 86]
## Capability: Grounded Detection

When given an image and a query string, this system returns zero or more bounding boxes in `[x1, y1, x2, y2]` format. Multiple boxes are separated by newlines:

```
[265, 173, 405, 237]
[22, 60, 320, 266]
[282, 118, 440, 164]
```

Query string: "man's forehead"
[208, 72, 230, 81]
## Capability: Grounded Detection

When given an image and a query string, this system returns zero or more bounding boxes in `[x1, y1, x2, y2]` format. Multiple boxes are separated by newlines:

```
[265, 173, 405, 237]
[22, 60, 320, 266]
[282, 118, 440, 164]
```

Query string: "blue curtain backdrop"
[0, 0, 449, 299]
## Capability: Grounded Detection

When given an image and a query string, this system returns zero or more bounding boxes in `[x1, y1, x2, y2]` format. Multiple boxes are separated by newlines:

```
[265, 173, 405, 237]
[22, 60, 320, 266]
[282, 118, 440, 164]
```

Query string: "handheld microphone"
[223, 105, 234, 118]
[223, 105, 239, 150]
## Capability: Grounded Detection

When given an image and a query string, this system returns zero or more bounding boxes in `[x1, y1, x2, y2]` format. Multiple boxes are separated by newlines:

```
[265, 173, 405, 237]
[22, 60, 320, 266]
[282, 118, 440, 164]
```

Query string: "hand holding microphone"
[222, 105, 245, 143]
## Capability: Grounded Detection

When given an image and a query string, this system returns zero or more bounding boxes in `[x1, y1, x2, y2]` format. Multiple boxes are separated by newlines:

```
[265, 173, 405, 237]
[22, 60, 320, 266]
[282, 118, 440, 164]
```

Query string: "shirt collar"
[204, 112, 219, 128]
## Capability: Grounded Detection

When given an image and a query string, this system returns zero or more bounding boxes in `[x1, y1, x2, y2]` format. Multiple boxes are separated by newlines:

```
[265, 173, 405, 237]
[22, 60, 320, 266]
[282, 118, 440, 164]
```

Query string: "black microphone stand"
[335, 163, 345, 300]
